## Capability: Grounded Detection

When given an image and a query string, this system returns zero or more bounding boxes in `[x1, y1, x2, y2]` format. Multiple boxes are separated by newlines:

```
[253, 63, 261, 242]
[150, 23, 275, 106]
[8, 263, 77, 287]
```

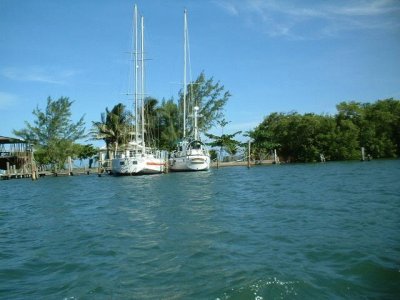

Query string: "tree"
[13, 96, 86, 169]
[180, 72, 230, 137]
[363, 99, 399, 158]
[249, 112, 288, 161]
[72, 144, 98, 165]
[205, 131, 242, 161]
[157, 98, 180, 151]
[144, 97, 159, 147]
[91, 103, 132, 157]
[249, 98, 400, 162]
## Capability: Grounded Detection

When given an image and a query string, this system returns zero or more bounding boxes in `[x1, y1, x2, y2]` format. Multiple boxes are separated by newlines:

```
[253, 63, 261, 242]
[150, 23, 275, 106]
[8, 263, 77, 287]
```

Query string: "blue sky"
[1, 0, 400, 143]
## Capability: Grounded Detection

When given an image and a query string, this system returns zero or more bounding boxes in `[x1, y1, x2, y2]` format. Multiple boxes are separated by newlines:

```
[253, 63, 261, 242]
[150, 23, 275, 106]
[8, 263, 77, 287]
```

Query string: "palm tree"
[91, 103, 132, 157]
[144, 97, 159, 147]
[158, 99, 180, 151]
[205, 131, 242, 161]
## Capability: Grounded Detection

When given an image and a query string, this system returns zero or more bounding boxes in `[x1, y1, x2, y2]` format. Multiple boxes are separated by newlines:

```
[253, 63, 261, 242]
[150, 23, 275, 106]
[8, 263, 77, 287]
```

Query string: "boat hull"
[111, 156, 165, 175]
[169, 155, 210, 172]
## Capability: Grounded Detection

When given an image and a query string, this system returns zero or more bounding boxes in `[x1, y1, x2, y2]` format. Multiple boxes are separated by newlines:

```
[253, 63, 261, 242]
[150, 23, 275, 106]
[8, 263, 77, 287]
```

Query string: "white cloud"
[212, 0, 239, 16]
[1, 67, 79, 84]
[329, 0, 399, 16]
[214, 0, 400, 38]
[0, 92, 18, 109]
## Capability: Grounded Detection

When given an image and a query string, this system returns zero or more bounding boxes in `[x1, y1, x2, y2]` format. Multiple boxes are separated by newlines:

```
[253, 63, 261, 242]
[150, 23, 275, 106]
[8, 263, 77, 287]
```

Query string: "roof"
[0, 136, 26, 144]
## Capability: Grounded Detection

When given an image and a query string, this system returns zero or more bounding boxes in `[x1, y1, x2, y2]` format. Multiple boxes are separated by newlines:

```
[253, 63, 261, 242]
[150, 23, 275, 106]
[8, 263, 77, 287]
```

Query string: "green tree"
[72, 143, 98, 165]
[157, 98, 180, 151]
[248, 113, 282, 160]
[180, 72, 230, 137]
[205, 131, 242, 161]
[13, 96, 86, 169]
[144, 97, 159, 143]
[363, 99, 399, 158]
[249, 99, 400, 163]
[91, 103, 131, 157]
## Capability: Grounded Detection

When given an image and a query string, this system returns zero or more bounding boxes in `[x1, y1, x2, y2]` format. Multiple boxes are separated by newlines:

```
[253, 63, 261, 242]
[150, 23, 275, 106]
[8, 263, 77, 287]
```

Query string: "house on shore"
[0, 136, 32, 175]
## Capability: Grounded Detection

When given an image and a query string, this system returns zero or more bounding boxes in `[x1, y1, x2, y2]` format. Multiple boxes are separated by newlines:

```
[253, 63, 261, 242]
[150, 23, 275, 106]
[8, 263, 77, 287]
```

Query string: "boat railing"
[187, 148, 209, 157]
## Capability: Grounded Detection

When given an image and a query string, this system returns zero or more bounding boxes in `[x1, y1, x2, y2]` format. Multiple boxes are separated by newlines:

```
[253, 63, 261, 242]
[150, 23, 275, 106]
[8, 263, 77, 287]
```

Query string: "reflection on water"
[1, 160, 399, 299]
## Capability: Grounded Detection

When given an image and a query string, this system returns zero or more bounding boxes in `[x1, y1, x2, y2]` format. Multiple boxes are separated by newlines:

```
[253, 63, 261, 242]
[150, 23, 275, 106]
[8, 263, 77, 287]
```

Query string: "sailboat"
[111, 5, 165, 175]
[169, 9, 210, 172]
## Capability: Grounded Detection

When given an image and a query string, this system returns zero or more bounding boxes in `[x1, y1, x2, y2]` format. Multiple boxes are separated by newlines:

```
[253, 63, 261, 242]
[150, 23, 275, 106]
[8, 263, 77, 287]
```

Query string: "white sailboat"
[169, 9, 210, 172]
[111, 5, 165, 175]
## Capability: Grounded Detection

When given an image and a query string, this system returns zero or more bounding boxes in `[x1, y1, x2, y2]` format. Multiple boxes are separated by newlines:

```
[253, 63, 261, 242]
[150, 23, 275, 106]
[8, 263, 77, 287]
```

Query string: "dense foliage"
[181, 72, 230, 134]
[16, 82, 397, 167]
[91, 103, 132, 156]
[249, 98, 400, 162]
[92, 72, 231, 152]
[13, 96, 89, 169]
[205, 131, 242, 160]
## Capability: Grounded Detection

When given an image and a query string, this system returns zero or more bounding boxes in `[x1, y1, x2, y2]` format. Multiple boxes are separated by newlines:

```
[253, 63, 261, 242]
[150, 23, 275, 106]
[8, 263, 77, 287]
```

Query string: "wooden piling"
[361, 147, 365, 161]
[68, 156, 73, 175]
[247, 140, 251, 169]
[6, 162, 10, 177]
[31, 150, 37, 180]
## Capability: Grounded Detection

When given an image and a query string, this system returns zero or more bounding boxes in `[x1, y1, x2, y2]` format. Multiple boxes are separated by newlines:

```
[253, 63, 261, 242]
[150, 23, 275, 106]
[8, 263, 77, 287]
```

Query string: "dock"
[0, 168, 96, 180]
[211, 159, 274, 168]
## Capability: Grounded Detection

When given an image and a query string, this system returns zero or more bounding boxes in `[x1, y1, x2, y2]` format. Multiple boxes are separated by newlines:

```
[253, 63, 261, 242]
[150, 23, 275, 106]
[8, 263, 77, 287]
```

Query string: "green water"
[1, 160, 399, 299]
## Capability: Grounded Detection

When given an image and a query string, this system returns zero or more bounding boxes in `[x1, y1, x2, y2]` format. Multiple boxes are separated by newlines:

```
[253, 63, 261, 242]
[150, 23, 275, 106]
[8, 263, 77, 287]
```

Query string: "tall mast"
[183, 9, 187, 138]
[194, 106, 199, 140]
[134, 5, 139, 146]
[141, 15, 145, 150]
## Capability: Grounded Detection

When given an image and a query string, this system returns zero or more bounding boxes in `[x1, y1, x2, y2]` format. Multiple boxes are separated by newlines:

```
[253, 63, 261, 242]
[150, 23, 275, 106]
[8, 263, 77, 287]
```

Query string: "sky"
[1, 0, 400, 143]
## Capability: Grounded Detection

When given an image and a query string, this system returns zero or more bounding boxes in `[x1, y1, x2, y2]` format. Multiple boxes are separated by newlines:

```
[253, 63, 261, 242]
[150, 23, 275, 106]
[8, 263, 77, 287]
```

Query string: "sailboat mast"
[141, 15, 145, 150]
[134, 5, 139, 147]
[194, 106, 199, 140]
[183, 9, 187, 138]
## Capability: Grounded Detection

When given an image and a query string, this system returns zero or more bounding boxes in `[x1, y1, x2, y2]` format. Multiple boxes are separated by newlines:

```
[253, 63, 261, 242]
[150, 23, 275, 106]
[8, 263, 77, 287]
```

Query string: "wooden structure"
[0, 136, 32, 179]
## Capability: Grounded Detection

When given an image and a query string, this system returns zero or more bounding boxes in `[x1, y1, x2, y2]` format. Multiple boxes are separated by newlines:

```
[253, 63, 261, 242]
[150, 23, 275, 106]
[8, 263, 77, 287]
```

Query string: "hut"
[0, 136, 31, 173]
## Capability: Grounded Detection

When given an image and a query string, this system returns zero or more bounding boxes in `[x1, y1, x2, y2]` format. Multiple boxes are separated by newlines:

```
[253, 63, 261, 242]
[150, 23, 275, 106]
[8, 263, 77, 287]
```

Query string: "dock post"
[30, 150, 37, 180]
[6, 162, 10, 178]
[247, 140, 251, 169]
[273, 149, 280, 164]
[164, 158, 169, 173]
[68, 156, 73, 175]
[361, 147, 365, 161]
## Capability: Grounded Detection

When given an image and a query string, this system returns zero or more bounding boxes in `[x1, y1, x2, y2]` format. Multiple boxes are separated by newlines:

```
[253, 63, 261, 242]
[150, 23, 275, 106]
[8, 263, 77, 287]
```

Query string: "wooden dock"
[0, 169, 95, 180]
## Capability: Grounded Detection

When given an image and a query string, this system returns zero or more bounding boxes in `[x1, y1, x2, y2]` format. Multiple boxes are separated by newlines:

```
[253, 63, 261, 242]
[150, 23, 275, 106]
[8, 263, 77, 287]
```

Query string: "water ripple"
[1, 160, 399, 298]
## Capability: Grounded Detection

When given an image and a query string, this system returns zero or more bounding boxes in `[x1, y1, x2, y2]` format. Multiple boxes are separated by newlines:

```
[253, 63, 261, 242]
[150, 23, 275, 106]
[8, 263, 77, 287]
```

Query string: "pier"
[0, 136, 101, 180]
[0, 136, 32, 180]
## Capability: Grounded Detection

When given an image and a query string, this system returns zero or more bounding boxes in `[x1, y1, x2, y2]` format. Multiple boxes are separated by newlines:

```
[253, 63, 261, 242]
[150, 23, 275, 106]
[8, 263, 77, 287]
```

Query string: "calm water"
[1, 160, 399, 299]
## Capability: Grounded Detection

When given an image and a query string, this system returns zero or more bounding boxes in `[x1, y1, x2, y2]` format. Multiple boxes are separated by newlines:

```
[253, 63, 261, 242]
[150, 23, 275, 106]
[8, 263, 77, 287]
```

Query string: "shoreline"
[210, 159, 274, 168]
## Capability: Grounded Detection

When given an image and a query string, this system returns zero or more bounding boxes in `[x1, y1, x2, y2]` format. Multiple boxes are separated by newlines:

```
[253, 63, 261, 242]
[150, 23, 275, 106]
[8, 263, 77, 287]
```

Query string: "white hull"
[169, 142, 210, 172]
[112, 155, 165, 175]
[169, 154, 210, 171]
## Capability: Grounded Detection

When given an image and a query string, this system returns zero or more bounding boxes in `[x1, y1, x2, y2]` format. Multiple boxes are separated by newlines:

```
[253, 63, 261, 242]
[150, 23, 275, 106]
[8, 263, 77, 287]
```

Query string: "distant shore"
[1, 160, 277, 180]
[210, 159, 274, 168]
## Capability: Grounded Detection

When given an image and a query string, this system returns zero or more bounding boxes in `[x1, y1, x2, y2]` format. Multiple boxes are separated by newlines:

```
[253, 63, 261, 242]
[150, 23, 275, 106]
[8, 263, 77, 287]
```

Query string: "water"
[1, 160, 399, 299]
